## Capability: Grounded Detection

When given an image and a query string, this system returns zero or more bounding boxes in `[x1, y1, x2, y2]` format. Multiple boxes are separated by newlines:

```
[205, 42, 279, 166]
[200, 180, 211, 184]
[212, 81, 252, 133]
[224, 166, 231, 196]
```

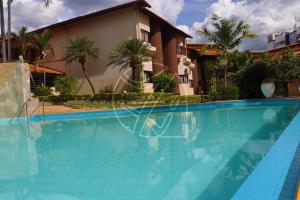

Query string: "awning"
[28, 64, 65, 75]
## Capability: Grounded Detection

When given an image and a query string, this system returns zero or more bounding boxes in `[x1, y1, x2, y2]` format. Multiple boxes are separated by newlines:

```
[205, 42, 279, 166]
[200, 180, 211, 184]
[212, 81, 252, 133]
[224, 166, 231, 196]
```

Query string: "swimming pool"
[0, 99, 299, 200]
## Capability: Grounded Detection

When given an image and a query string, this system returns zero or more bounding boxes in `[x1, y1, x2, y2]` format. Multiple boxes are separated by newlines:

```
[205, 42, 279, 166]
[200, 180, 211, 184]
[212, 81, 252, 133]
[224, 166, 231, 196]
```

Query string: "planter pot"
[261, 82, 275, 98]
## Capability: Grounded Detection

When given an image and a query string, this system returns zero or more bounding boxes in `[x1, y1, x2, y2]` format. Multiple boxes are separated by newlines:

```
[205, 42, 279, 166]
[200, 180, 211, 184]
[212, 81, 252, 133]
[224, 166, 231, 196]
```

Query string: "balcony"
[179, 83, 194, 95]
[177, 55, 195, 70]
[143, 42, 156, 52]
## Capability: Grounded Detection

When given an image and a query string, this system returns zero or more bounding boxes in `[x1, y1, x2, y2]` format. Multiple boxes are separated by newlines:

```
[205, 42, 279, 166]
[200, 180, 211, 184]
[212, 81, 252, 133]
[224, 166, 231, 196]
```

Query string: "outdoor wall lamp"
[124, 91, 127, 105]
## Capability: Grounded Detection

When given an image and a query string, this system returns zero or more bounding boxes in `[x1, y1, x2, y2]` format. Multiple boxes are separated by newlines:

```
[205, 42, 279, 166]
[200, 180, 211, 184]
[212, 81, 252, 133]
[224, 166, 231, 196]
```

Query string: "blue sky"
[8, 0, 300, 50]
[177, 0, 216, 27]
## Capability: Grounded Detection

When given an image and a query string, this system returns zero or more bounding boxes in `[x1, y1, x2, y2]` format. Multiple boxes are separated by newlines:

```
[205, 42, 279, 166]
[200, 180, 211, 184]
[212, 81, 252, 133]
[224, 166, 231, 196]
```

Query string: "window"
[143, 71, 152, 83]
[179, 75, 189, 83]
[141, 30, 149, 42]
[296, 34, 300, 42]
[176, 45, 186, 55]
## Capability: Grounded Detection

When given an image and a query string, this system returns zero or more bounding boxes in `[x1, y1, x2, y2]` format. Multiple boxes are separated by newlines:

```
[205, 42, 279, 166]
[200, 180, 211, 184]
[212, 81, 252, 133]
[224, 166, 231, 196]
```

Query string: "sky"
[7, 0, 300, 50]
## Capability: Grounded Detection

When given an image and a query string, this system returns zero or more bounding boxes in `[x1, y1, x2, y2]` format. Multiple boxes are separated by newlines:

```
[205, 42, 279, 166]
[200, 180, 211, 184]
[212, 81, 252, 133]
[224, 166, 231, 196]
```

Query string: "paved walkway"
[38, 105, 108, 115]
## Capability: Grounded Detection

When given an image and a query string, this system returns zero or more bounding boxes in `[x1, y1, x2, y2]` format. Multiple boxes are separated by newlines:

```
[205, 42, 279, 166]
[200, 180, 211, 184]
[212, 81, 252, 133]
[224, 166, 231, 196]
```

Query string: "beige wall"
[45, 7, 139, 94]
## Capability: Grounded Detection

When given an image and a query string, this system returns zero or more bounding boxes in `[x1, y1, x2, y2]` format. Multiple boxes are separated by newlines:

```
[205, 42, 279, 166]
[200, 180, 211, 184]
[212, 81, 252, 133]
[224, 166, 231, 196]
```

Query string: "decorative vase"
[261, 82, 275, 98]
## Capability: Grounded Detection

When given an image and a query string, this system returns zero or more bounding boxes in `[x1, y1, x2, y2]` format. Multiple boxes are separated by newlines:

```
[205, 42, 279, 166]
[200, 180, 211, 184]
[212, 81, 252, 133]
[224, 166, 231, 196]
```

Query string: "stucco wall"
[45, 7, 139, 94]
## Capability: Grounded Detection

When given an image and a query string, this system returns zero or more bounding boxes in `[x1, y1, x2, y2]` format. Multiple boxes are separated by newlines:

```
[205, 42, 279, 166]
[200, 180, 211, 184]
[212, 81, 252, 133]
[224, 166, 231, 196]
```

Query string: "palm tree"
[33, 29, 53, 86]
[11, 26, 32, 60]
[198, 14, 256, 87]
[108, 39, 153, 91]
[0, 0, 6, 62]
[7, 0, 12, 61]
[63, 37, 100, 95]
[6, 0, 53, 62]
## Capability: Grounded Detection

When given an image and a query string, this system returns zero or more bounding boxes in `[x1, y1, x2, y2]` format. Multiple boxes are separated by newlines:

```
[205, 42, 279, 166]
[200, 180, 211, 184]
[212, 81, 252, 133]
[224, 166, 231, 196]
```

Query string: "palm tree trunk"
[81, 63, 96, 95]
[0, 0, 6, 62]
[7, 1, 11, 62]
[224, 52, 228, 88]
[131, 66, 136, 80]
[224, 66, 228, 88]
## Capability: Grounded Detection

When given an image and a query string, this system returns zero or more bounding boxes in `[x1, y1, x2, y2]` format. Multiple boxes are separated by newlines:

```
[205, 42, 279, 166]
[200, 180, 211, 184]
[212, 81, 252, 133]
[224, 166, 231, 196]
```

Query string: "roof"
[251, 43, 300, 56]
[187, 44, 221, 56]
[28, 64, 65, 74]
[33, 0, 151, 33]
[32, 0, 191, 39]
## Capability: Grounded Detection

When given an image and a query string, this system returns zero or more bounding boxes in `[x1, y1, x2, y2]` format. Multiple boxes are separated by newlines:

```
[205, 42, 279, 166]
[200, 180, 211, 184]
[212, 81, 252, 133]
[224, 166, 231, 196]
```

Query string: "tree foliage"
[108, 39, 153, 92]
[153, 71, 177, 93]
[54, 76, 78, 96]
[11, 26, 32, 60]
[198, 14, 256, 87]
[63, 37, 100, 95]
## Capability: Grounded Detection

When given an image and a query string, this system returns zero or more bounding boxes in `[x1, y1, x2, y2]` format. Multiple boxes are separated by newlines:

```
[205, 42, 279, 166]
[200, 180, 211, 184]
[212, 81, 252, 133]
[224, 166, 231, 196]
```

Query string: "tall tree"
[63, 37, 100, 95]
[6, 0, 53, 62]
[108, 39, 153, 91]
[7, 0, 12, 61]
[198, 14, 256, 87]
[33, 29, 53, 86]
[0, 0, 6, 62]
[11, 26, 32, 60]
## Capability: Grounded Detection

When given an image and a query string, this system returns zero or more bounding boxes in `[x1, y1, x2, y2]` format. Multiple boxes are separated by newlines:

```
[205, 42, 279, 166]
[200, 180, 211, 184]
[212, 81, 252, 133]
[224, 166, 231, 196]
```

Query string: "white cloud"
[148, 0, 185, 24]
[8, 0, 185, 32]
[180, 0, 300, 50]
[8, 0, 73, 31]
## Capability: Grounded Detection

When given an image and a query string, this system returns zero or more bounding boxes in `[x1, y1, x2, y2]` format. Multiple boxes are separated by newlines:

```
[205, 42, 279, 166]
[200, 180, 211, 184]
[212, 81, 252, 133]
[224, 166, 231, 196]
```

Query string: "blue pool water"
[0, 102, 299, 200]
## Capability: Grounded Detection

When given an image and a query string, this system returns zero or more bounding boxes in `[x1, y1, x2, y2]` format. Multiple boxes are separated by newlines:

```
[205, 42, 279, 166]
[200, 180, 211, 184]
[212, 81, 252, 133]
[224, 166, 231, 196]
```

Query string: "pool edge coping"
[232, 108, 300, 200]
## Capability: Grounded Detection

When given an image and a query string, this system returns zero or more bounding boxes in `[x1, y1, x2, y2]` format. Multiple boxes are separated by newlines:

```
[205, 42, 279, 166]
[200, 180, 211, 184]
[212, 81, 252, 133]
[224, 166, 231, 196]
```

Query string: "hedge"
[38, 93, 209, 105]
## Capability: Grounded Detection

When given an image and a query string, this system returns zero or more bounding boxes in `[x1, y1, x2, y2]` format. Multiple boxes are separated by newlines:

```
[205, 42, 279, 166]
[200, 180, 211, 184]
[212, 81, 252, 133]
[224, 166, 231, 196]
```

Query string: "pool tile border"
[33, 98, 300, 122]
[1, 98, 298, 125]
[232, 109, 300, 200]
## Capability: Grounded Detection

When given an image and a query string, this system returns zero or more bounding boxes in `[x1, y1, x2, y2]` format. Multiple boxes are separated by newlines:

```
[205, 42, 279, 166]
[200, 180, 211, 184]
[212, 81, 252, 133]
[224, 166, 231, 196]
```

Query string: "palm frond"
[197, 14, 256, 51]
[62, 37, 100, 64]
[44, 0, 53, 7]
[107, 39, 153, 70]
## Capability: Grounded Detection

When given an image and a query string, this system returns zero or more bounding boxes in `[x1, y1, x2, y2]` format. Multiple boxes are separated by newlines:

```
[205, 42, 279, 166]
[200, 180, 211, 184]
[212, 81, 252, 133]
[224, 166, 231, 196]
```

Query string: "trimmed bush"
[35, 85, 51, 97]
[216, 85, 239, 100]
[43, 95, 92, 104]
[153, 72, 177, 92]
[54, 76, 77, 96]
[39, 92, 209, 105]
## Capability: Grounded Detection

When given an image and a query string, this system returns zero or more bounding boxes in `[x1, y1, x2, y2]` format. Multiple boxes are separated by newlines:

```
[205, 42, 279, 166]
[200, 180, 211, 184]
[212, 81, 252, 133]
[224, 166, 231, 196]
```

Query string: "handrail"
[9, 98, 32, 123]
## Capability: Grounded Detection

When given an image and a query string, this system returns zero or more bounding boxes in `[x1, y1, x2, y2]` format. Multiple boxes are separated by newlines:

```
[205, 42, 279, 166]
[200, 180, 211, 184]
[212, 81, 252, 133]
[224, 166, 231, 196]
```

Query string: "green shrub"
[42, 95, 92, 104]
[208, 76, 218, 101]
[35, 85, 51, 97]
[54, 76, 77, 96]
[216, 85, 239, 100]
[92, 92, 176, 102]
[153, 72, 177, 92]
[42, 92, 209, 105]
[161, 95, 209, 104]
[234, 59, 276, 99]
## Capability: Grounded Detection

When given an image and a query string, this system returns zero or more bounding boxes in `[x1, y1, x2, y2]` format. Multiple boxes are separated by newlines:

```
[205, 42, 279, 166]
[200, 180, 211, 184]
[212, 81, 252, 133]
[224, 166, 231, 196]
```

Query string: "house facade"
[35, 0, 195, 95]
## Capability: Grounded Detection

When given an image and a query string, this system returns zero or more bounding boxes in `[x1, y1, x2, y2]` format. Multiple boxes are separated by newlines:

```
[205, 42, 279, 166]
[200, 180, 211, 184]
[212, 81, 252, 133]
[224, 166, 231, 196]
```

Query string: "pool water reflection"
[0, 105, 298, 200]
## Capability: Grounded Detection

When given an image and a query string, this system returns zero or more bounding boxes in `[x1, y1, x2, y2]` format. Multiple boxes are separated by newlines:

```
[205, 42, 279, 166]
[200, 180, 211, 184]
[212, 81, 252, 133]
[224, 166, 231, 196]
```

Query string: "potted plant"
[261, 78, 276, 98]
